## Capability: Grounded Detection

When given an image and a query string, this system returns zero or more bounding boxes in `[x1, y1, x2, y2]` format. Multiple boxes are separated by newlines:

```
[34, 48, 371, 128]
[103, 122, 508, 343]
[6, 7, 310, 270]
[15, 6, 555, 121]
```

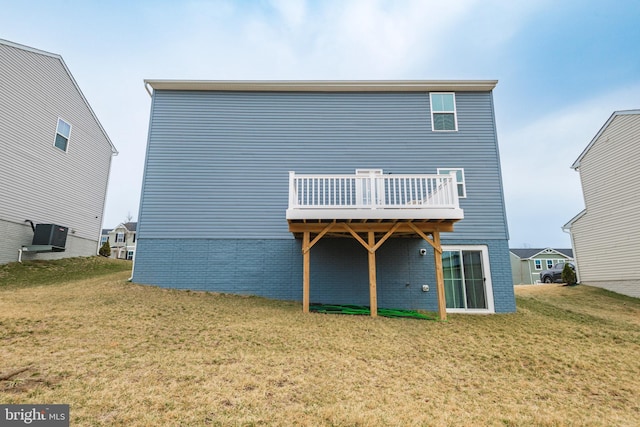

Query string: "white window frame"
[534, 260, 542, 270]
[126, 250, 134, 260]
[116, 232, 125, 243]
[100, 236, 108, 244]
[54, 118, 72, 152]
[546, 259, 554, 269]
[441, 245, 494, 314]
[437, 168, 466, 198]
[429, 92, 458, 132]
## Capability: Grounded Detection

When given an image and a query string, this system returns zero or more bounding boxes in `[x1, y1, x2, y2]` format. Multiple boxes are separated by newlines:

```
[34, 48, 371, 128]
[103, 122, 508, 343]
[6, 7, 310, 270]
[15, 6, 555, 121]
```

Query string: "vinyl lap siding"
[139, 90, 508, 240]
[0, 42, 112, 244]
[573, 114, 640, 282]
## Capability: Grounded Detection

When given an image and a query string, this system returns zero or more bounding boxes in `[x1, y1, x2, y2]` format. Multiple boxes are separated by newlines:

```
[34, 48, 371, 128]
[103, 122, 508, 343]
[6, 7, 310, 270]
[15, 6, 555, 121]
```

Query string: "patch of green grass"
[0, 256, 131, 290]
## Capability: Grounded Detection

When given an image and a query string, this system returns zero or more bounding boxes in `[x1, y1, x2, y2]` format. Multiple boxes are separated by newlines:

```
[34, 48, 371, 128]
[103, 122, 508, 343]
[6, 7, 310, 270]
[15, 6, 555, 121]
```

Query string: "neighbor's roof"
[510, 248, 573, 259]
[0, 38, 117, 155]
[571, 109, 640, 169]
[144, 80, 498, 95]
[110, 222, 137, 232]
[123, 222, 137, 232]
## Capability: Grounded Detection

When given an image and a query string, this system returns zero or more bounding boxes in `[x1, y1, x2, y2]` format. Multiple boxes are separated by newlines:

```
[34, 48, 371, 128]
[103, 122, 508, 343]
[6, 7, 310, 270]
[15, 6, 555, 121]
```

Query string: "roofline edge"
[571, 109, 640, 169]
[143, 79, 498, 93]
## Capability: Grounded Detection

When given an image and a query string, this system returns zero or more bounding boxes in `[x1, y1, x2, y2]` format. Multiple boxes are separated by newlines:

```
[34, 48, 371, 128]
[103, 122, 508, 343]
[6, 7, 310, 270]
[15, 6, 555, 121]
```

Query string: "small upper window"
[116, 232, 125, 243]
[437, 168, 466, 198]
[534, 260, 542, 270]
[430, 93, 457, 131]
[54, 118, 71, 152]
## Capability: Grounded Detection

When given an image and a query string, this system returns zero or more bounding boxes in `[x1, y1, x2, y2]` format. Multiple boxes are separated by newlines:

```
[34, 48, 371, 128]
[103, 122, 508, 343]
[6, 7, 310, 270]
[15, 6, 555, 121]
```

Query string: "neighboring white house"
[0, 39, 117, 264]
[564, 110, 640, 298]
[106, 222, 137, 260]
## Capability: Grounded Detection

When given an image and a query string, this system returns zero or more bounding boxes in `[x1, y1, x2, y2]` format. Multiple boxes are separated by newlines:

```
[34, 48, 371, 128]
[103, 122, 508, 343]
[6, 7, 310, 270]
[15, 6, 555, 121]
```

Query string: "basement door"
[441, 245, 495, 313]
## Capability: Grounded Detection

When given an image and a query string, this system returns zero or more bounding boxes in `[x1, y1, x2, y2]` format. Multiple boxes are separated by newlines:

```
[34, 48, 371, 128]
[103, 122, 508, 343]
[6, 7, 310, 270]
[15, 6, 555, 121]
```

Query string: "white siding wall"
[1, 219, 99, 263]
[573, 114, 640, 285]
[0, 42, 113, 263]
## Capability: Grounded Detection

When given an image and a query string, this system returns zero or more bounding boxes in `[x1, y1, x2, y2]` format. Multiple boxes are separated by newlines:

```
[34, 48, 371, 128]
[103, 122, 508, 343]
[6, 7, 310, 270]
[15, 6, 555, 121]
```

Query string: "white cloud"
[269, 0, 307, 28]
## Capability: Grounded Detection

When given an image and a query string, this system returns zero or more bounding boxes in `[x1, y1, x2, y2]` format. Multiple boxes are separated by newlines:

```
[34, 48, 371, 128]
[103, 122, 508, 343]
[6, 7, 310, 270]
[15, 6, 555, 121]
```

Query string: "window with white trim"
[534, 260, 542, 270]
[127, 250, 134, 260]
[546, 260, 554, 269]
[437, 168, 466, 198]
[116, 232, 125, 243]
[100, 236, 108, 244]
[430, 93, 457, 131]
[54, 118, 72, 152]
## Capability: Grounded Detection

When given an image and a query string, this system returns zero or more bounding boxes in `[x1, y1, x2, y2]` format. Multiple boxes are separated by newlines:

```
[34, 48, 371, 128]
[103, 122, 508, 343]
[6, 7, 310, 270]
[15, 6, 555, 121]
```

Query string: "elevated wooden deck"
[287, 171, 464, 320]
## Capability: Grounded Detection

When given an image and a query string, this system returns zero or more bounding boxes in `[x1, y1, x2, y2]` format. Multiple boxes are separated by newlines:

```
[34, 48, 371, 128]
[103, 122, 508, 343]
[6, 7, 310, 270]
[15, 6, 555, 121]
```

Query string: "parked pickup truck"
[539, 262, 575, 283]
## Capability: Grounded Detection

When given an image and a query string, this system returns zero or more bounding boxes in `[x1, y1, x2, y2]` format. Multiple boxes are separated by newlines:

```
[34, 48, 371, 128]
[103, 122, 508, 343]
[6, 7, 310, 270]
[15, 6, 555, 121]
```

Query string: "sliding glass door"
[442, 245, 494, 312]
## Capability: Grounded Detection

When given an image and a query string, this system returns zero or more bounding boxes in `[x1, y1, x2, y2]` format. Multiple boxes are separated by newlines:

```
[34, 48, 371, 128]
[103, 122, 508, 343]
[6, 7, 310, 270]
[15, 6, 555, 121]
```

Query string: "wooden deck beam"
[432, 231, 447, 321]
[368, 231, 377, 317]
[289, 221, 455, 234]
[303, 231, 310, 313]
[297, 219, 452, 320]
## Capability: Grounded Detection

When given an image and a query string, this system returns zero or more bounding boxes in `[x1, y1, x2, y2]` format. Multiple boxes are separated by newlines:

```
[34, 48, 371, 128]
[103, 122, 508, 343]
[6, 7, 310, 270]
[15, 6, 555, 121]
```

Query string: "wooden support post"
[303, 231, 310, 313]
[368, 231, 378, 317]
[432, 230, 447, 321]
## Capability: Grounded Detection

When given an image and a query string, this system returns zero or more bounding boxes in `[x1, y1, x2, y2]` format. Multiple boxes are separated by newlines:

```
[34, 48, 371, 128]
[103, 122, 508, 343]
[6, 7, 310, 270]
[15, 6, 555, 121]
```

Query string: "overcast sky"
[2, 0, 639, 248]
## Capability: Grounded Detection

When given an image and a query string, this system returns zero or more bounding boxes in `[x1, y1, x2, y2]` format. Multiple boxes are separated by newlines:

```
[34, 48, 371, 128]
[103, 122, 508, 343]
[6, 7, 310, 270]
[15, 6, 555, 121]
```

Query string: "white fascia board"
[285, 208, 464, 221]
[527, 248, 566, 259]
[144, 80, 498, 94]
[562, 209, 586, 231]
[571, 110, 640, 169]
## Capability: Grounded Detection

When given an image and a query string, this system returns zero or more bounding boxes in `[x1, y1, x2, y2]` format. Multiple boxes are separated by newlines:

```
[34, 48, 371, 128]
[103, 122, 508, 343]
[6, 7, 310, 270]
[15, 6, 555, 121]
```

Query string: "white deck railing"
[288, 171, 460, 211]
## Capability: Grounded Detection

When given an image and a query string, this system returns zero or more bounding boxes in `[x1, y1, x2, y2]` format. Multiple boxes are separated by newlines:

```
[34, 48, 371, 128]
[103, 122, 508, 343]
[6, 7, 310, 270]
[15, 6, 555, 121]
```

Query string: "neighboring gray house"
[133, 80, 515, 318]
[106, 222, 137, 260]
[510, 248, 574, 285]
[0, 39, 117, 264]
[564, 110, 640, 298]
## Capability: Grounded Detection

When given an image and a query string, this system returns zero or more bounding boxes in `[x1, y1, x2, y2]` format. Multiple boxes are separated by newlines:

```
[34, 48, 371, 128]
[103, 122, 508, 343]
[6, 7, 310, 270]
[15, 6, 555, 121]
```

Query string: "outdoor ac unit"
[32, 224, 68, 248]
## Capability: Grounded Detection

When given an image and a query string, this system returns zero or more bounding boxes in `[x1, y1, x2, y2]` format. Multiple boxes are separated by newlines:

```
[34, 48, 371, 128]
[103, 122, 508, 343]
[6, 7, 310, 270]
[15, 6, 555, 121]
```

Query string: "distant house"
[0, 39, 117, 264]
[100, 229, 112, 246]
[564, 110, 640, 298]
[509, 248, 574, 285]
[107, 222, 137, 260]
[133, 80, 515, 319]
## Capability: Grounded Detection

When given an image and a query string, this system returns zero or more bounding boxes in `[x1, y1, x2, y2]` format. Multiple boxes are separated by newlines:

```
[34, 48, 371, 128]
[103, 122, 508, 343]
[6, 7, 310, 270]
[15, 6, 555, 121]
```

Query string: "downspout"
[18, 220, 36, 263]
[129, 82, 154, 282]
[144, 81, 153, 97]
[562, 225, 580, 283]
[130, 81, 156, 281]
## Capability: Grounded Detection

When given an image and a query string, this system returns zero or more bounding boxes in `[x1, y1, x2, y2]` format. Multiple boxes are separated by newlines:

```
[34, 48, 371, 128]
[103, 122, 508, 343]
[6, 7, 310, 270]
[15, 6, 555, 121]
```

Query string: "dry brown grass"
[1, 273, 639, 426]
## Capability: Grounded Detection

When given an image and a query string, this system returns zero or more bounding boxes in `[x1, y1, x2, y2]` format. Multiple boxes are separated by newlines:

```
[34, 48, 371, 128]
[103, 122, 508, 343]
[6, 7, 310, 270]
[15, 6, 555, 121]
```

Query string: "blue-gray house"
[133, 80, 515, 319]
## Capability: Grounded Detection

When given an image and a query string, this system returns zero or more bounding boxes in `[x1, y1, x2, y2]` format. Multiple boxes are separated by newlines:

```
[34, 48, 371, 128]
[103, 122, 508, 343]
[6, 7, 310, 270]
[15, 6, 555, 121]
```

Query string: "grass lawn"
[1, 258, 639, 426]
